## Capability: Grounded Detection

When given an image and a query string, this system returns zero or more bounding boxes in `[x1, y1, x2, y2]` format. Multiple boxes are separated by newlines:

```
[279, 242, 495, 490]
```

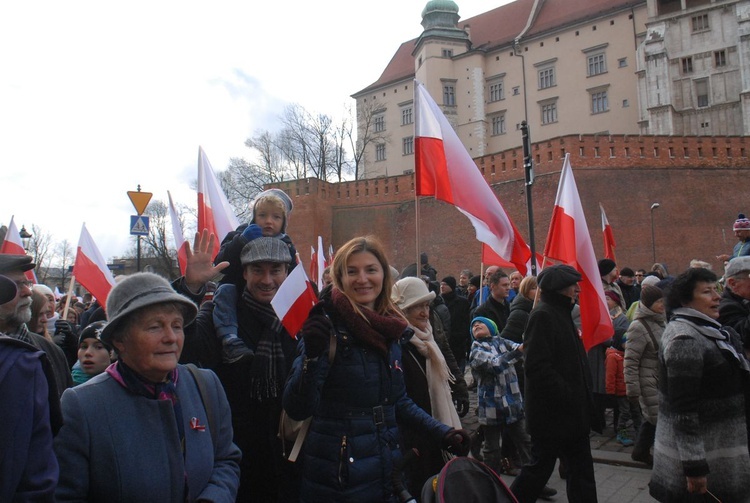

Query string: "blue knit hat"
[471, 316, 498, 338]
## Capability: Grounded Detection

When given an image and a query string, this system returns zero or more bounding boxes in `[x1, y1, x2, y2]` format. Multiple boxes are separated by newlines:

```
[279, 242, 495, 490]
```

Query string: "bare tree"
[347, 100, 389, 179]
[28, 224, 54, 284]
[139, 200, 180, 279]
[55, 239, 75, 291]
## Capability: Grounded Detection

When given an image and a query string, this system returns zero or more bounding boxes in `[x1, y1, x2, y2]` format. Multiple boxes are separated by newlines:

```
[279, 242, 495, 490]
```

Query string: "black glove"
[454, 399, 470, 418]
[442, 428, 471, 457]
[55, 319, 75, 337]
[302, 314, 332, 359]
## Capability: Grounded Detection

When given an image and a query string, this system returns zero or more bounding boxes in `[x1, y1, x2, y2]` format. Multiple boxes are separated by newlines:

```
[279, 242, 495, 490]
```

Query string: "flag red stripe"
[603, 225, 616, 262]
[177, 242, 189, 276]
[279, 282, 317, 337]
[74, 247, 114, 307]
[415, 137, 454, 203]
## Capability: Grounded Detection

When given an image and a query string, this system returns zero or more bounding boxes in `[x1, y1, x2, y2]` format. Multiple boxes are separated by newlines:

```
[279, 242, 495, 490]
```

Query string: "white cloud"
[0, 0, 507, 261]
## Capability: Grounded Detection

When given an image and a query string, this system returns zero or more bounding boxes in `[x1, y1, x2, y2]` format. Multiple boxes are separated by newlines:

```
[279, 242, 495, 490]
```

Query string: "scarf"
[672, 308, 750, 373]
[410, 323, 461, 429]
[240, 289, 287, 400]
[331, 288, 406, 357]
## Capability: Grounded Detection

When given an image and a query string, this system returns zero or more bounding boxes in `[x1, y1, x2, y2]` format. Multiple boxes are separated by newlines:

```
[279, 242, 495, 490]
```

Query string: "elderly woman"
[391, 276, 464, 496]
[283, 236, 470, 503]
[54, 272, 241, 502]
[649, 268, 750, 502]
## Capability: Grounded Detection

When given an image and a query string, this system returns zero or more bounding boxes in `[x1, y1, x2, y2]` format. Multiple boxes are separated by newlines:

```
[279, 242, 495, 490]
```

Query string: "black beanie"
[469, 275, 481, 288]
[441, 276, 457, 292]
[598, 258, 617, 277]
[640, 286, 663, 309]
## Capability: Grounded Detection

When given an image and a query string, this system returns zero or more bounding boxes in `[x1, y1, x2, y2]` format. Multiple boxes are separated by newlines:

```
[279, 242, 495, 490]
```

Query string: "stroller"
[393, 449, 519, 503]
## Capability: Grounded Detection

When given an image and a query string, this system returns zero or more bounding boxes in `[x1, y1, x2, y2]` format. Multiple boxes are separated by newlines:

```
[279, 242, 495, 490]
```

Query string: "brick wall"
[273, 134, 750, 279]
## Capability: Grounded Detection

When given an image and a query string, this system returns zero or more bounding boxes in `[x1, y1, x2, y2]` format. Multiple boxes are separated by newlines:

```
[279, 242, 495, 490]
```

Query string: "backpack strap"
[637, 319, 659, 351]
[185, 363, 217, 448]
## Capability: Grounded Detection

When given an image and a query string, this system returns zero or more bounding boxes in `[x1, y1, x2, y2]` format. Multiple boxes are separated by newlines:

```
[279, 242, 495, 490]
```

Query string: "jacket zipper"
[338, 435, 348, 486]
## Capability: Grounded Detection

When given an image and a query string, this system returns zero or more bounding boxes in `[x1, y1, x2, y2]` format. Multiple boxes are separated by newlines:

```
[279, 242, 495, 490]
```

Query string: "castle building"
[352, 0, 749, 179]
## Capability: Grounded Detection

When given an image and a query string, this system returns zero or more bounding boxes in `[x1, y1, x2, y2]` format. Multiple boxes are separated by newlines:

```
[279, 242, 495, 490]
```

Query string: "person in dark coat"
[181, 235, 301, 503]
[392, 277, 465, 499]
[440, 275, 471, 373]
[472, 269, 511, 330]
[283, 236, 470, 503]
[0, 275, 59, 502]
[510, 265, 600, 503]
[718, 256, 750, 353]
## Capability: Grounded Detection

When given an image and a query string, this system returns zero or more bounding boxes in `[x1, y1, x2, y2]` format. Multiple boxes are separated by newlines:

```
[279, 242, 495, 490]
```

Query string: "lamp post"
[19, 225, 32, 251]
[650, 203, 660, 264]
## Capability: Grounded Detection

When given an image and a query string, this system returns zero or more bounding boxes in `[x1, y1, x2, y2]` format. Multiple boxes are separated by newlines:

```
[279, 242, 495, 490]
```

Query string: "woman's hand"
[302, 314, 332, 359]
[686, 475, 707, 494]
[184, 230, 229, 292]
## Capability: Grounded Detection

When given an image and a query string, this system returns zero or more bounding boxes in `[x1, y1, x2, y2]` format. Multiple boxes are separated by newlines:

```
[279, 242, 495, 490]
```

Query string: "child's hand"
[517, 343, 524, 353]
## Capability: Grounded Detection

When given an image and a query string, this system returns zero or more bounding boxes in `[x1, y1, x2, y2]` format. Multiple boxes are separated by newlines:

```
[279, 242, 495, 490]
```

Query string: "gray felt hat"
[0, 254, 35, 274]
[0, 275, 18, 304]
[100, 272, 198, 343]
[240, 237, 290, 266]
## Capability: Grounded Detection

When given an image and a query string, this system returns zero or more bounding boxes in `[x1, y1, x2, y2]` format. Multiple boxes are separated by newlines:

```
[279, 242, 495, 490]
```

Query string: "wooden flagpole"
[61, 275, 76, 322]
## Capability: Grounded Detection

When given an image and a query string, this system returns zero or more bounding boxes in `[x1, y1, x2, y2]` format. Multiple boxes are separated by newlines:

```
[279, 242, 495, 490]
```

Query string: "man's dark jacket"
[719, 287, 750, 350]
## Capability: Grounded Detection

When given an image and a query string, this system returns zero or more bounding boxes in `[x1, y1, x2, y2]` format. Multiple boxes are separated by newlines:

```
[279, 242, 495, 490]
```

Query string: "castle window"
[691, 14, 709, 32]
[376, 144, 386, 161]
[714, 50, 726, 67]
[442, 82, 456, 106]
[491, 113, 506, 136]
[402, 136, 414, 156]
[374, 115, 385, 132]
[401, 106, 413, 125]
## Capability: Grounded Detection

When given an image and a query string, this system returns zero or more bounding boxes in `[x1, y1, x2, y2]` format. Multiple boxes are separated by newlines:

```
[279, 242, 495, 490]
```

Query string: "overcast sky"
[0, 0, 511, 261]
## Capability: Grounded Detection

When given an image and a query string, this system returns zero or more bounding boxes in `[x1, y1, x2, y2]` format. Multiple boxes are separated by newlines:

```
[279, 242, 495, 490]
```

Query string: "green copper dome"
[421, 0, 459, 18]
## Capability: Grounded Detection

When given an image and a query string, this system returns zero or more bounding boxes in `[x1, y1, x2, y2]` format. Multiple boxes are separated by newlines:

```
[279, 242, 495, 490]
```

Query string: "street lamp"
[19, 225, 32, 251]
[650, 203, 660, 264]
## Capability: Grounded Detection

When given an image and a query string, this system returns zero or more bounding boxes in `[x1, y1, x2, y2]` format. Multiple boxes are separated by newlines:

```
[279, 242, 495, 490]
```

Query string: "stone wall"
[272, 134, 750, 278]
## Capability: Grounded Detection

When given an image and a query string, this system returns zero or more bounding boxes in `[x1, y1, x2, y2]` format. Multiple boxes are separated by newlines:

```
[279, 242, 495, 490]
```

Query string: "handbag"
[279, 331, 337, 462]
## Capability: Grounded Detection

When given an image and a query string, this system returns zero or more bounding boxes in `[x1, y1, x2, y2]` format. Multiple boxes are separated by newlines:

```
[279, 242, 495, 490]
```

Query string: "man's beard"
[0, 299, 32, 329]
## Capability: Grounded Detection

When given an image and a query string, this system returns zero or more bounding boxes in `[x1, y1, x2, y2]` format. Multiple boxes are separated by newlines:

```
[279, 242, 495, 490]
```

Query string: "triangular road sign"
[127, 191, 153, 215]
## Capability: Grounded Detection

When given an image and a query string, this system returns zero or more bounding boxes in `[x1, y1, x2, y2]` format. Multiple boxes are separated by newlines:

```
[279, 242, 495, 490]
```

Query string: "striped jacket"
[469, 335, 523, 425]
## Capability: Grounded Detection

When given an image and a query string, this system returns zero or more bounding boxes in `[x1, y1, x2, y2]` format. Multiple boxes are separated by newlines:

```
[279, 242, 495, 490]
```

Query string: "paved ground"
[460, 373, 655, 502]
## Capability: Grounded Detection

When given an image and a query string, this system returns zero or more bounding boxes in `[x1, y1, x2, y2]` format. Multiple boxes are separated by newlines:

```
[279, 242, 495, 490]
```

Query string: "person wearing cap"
[599, 258, 627, 311]
[440, 275, 472, 373]
[53, 271, 241, 502]
[717, 213, 750, 262]
[616, 267, 640, 309]
[392, 276, 466, 498]
[181, 235, 301, 503]
[718, 256, 750, 354]
[649, 268, 750, 501]
[623, 285, 666, 465]
[212, 189, 298, 364]
[283, 236, 471, 503]
[510, 265, 600, 503]
[0, 274, 61, 502]
[0, 254, 72, 396]
[71, 321, 115, 386]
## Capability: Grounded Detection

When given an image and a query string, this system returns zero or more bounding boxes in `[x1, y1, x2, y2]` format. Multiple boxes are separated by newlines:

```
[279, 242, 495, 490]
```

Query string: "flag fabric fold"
[73, 224, 116, 308]
[310, 246, 318, 287]
[1, 216, 37, 282]
[316, 236, 326, 288]
[271, 264, 318, 337]
[168, 191, 188, 276]
[414, 81, 531, 275]
[543, 154, 613, 351]
[600, 203, 616, 262]
[197, 146, 240, 258]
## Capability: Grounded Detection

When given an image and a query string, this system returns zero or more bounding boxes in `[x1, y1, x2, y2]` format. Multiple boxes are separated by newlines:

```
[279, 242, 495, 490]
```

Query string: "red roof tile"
[354, 0, 643, 96]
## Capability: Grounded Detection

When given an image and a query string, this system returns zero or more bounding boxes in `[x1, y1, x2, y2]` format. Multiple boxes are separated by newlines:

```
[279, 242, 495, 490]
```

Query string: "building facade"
[352, 0, 748, 179]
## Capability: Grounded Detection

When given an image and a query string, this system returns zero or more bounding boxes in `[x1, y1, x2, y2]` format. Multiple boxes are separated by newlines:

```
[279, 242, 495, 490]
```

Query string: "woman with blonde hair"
[283, 236, 470, 502]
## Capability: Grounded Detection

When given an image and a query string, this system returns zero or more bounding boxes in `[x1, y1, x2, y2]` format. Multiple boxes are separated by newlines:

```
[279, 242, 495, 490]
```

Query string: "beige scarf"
[409, 324, 462, 429]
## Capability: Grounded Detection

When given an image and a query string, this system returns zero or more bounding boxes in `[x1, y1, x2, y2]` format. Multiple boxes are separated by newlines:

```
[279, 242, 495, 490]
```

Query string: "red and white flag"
[316, 236, 326, 287]
[600, 203, 616, 263]
[1, 216, 37, 282]
[310, 246, 318, 286]
[73, 223, 116, 309]
[328, 244, 334, 266]
[544, 154, 613, 351]
[414, 81, 531, 275]
[271, 264, 318, 338]
[197, 146, 239, 258]
[168, 191, 188, 276]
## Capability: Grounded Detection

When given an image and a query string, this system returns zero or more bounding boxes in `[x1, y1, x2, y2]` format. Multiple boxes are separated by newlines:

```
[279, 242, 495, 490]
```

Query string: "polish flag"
[328, 244, 334, 266]
[482, 243, 545, 276]
[1, 216, 37, 282]
[414, 81, 531, 275]
[73, 224, 116, 309]
[543, 155, 613, 351]
[197, 146, 240, 258]
[310, 246, 318, 287]
[600, 203, 616, 262]
[271, 264, 319, 338]
[168, 191, 188, 275]
[316, 236, 326, 287]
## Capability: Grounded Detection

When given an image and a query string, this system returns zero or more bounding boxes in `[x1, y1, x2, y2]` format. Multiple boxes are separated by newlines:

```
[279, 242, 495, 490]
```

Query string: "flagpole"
[62, 274, 76, 322]
[521, 121, 537, 276]
[479, 262, 485, 304]
[415, 189, 421, 277]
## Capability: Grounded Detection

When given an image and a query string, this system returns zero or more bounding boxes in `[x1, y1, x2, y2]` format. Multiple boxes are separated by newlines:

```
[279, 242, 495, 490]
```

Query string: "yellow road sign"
[127, 191, 153, 216]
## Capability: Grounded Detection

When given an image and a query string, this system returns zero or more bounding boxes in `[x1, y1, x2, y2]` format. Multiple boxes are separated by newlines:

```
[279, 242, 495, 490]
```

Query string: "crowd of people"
[2, 193, 750, 502]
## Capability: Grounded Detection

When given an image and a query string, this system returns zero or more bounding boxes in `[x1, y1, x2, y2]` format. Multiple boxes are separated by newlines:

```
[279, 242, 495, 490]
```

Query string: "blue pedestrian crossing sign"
[130, 215, 150, 236]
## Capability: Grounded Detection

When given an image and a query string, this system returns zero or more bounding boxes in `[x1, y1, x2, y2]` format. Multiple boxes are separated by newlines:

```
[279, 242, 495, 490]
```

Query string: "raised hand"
[184, 229, 230, 292]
